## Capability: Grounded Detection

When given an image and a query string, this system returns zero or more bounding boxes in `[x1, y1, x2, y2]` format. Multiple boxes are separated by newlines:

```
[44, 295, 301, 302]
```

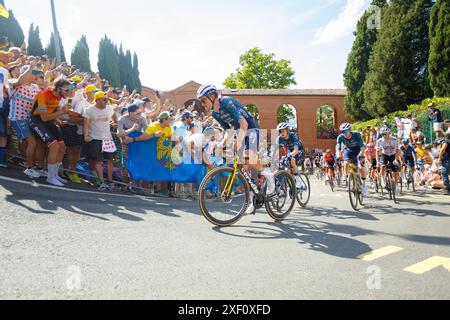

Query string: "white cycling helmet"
[340, 123, 352, 132]
[277, 123, 290, 132]
[197, 85, 218, 100]
[380, 127, 391, 136]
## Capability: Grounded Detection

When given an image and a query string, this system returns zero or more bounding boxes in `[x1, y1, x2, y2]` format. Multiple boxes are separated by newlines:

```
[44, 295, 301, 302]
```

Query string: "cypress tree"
[429, 0, 450, 97]
[71, 35, 91, 72]
[97, 36, 120, 87]
[27, 24, 44, 56]
[0, 9, 25, 46]
[132, 52, 142, 93]
[46, 32, 66, 62]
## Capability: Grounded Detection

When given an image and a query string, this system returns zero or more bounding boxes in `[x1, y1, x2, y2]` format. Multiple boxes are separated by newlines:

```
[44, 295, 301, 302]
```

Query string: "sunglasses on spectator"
[64, 84, 76, 92]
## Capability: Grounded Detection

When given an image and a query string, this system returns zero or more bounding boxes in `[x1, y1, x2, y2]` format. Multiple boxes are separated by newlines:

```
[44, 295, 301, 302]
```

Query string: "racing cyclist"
[197, 85, 274, 215]
[400, 138, 418, 183]
[365, 142, 378, 189]
[336, 123, 368, 196]
[276, 123, 306, 189]
[376, 128, 401, 195]
[323, 149, 336, 183]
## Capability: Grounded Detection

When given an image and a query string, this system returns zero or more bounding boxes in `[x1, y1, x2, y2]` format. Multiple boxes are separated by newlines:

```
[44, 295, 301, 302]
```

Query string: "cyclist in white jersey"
[376, 128, 401, 194]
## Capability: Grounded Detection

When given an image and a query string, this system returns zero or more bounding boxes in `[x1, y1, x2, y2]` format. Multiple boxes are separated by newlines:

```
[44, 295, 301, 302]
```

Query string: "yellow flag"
[0, 4, 9, 19]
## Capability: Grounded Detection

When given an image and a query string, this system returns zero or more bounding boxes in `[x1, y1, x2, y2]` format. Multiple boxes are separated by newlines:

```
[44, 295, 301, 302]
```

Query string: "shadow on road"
[213, 217, 375, 259]
[1, 177, 201, 222]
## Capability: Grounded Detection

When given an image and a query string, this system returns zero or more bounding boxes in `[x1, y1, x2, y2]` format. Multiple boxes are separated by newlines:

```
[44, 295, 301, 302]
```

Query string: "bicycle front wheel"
[348, 175, 359, 211]
[296, 173, 311, 208]
[198, 167, 250, 227]
[265, 171, 296, 221]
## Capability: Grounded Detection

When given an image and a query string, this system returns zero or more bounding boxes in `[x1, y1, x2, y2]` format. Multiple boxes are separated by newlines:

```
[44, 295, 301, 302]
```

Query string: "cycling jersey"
[400, 144, 416, 158]
[212, 96, 258, 131]
[337, 131, 365, 161]
[277, 132, 304, 152]
[337, 132, 365, 152]
[365, 145, 377, 159]
[31, 87, 62, 116]
[324, 153, 334, 163]
[376, 137, 399, 156]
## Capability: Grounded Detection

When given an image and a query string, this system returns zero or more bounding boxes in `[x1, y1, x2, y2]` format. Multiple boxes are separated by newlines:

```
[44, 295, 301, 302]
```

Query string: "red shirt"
[324, 153, 334, 163]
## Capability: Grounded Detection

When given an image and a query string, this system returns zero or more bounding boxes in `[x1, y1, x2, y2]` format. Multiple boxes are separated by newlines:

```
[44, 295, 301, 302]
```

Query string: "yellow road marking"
[404, 256, 450, 275]
[358, 246, 404, 262]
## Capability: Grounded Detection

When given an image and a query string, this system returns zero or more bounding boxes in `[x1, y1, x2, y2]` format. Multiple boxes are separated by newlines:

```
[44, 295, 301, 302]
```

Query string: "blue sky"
[8, 0, 372, 90]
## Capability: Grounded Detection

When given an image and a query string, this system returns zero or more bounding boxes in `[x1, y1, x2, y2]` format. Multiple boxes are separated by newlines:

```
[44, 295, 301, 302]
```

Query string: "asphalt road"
[0, 167, 449, 300]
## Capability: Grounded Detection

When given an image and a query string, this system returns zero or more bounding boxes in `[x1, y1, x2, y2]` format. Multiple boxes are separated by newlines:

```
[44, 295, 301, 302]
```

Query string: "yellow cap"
[84, 85, 98, 94]
[0, 50, 14, 57]
[71, 76, 83, 83]
[94, 91, 108, 101]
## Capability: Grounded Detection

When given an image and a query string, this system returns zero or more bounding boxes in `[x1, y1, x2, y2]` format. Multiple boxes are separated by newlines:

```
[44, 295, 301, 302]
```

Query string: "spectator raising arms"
[83, 91, 118, 192]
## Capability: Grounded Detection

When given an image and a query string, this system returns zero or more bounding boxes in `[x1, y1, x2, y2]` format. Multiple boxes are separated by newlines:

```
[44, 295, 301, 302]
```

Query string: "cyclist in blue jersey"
[197, 85, 274, 215]
[400, 138, 418, 179]
[276, 123, 305, 188]
[336, 123, 368, 195]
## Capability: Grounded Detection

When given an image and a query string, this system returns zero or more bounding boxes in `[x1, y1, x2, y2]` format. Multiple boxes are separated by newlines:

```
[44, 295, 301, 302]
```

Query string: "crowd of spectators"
[0, 36, 227, 195]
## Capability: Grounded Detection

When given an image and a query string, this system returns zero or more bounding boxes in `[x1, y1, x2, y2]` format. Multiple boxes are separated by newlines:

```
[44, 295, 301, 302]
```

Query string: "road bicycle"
[347, 160, 364, 211]
[384, 163, 399, 204]
[325, 164, 335, 192]
[198, 156, 296, 227]
[403, 163, 416, 192]
[280, 157, 311, 208]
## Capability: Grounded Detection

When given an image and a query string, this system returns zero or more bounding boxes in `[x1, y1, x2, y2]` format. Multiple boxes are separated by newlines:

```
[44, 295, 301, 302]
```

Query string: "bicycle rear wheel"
[265, 171, 296, 221]
[198, 167, 250, 227]
[296, 173, 311, 208]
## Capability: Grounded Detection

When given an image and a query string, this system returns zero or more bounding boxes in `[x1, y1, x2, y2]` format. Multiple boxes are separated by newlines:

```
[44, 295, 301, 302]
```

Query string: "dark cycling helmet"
[277, 123, 290, 132]
[340, 123, 352, 132]
[402, 139, 410, 145]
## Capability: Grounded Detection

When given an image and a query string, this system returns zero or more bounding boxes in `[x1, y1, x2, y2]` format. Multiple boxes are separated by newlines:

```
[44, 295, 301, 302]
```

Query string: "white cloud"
[312, 0, 370, 46]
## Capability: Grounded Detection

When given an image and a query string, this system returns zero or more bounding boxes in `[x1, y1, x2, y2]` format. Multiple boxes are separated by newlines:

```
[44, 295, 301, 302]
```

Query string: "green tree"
[223, 47, 297, 89]
[132, 52, 142, 93]
[46, 32, 66, 62]
[363, 0, 433, 118]
[97, 35, 120, 87]
[246, 104, 260, 126]
[277, 104, 296, 126]
[27, 24, 44, 57]
[0, 8, 25, 46]
[429, 0, 450, 97]
[71, 35, 91, 72]
[343, 0, 387, 121]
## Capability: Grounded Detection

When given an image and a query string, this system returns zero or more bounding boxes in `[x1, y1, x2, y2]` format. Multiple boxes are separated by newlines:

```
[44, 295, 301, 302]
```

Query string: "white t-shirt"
[73, 98, 93, 135]
[0, 67, 9, 106]
[84, 105, 115, 141]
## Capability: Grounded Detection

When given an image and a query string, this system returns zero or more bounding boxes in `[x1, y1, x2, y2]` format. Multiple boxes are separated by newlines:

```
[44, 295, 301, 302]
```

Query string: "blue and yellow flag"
[0, 0, 9, 19]
[126, 132, 207, 184]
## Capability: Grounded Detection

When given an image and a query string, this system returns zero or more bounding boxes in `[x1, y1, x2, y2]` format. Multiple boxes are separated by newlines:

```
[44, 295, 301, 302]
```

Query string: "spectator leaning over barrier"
[428, 103, 445, 138]
[83, 91, 118, 192]
[29, 77, 72, 186]
[58, 82, 86, 184]
[9, 64, 46, 178]
[117, 103, 149, 192]
[438, 132, 450, 195]
[123, 111, 173, 196]
[0, 59, 10, 168]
